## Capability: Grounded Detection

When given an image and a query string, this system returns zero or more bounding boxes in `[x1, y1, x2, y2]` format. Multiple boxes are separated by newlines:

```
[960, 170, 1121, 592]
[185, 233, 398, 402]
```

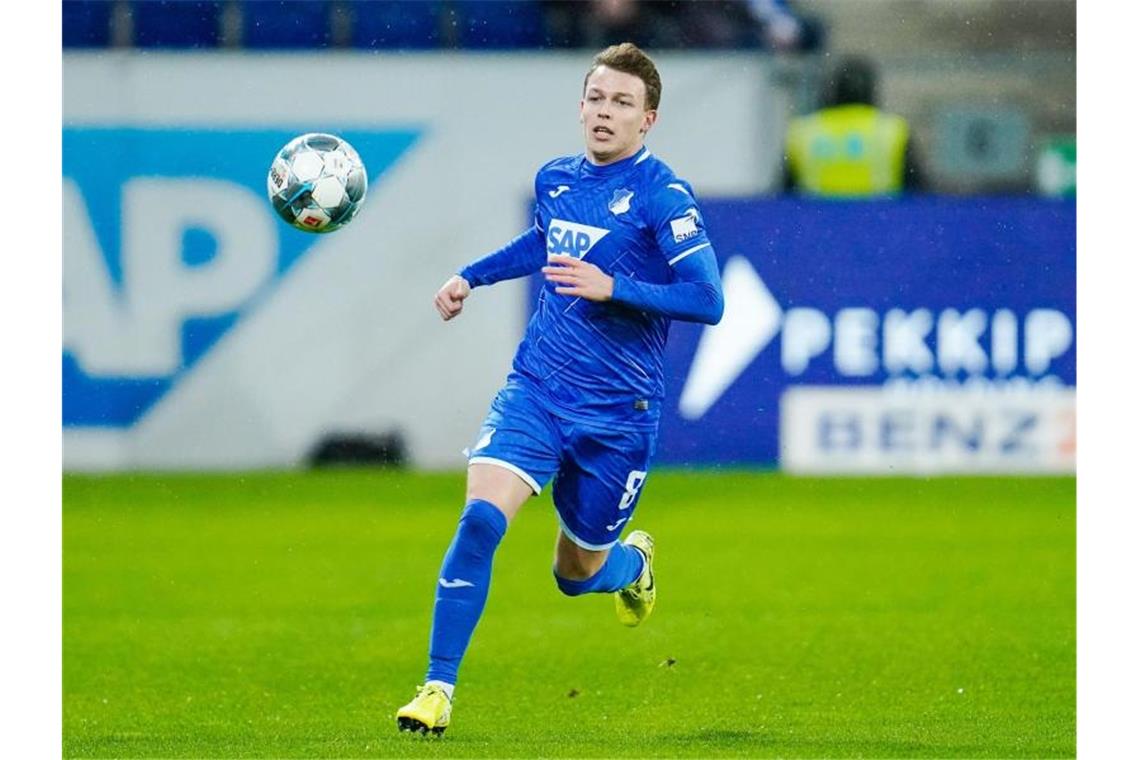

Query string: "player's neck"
[585, 142, 645, 168]
[585, 143, 646, 170]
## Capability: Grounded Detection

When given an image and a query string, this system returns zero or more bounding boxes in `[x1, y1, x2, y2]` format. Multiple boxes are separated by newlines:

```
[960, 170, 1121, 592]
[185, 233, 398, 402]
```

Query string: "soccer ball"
[267, 133, 368, 233]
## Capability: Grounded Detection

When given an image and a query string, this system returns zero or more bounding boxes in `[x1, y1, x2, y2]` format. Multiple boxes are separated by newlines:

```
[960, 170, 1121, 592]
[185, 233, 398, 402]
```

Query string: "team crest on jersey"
[546, 218, 610, 258]
[608, 188, 634, 215]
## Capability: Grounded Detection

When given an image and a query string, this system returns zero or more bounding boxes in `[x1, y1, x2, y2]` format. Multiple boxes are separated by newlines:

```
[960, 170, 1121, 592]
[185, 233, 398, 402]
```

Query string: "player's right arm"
[433, 226, 547, 321]
[435, 161, 558, 322]
[458, 225, 547, 289]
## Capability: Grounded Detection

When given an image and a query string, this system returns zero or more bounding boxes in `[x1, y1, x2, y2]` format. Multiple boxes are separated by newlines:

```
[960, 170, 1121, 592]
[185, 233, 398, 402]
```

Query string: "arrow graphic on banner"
[678, 256, 782, 420]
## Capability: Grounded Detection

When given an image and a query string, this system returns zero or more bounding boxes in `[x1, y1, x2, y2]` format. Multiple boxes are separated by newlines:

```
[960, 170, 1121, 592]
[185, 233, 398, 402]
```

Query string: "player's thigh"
[465, 463, 534, 523]
[552, 424, 656, 553]
[464, 377, 562, 520]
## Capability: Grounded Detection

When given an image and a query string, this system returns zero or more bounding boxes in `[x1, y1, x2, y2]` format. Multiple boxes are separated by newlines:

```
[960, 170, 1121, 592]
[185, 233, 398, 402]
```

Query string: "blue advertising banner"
[654, 197, 1076, 467]
[63, 127, 420, 428]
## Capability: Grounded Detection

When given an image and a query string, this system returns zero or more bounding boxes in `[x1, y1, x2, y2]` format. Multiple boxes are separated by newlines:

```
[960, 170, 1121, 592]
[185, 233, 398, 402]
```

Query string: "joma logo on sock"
[439, 578, 475, 589]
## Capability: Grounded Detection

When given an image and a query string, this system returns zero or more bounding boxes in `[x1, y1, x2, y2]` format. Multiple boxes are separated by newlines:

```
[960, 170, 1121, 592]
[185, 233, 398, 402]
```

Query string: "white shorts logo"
[605, 517, 629, 532]
[474, 429, 495, 451]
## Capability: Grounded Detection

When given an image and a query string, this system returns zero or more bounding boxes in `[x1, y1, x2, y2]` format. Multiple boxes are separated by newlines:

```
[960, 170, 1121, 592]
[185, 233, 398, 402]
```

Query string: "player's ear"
[640, 110, 658, 134]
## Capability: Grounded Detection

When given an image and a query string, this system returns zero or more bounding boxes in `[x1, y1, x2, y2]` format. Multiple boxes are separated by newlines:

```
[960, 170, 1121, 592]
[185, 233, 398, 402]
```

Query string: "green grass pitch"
[64, 471, 1074, 758]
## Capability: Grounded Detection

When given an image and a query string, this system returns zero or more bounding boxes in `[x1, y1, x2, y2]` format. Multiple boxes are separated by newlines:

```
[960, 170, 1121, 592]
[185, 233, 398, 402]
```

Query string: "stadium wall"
[63, 53, 1075, 475]
[62, 51, 785, 471]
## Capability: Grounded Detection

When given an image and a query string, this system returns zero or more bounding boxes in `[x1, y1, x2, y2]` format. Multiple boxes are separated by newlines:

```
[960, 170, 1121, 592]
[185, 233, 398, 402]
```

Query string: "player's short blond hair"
[584, 43, 662, 112]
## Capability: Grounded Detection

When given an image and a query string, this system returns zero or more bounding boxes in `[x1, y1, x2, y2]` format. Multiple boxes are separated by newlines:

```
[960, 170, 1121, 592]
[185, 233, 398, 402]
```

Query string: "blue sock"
[553, 541, 645, 597]
[426, 499, 508, 685]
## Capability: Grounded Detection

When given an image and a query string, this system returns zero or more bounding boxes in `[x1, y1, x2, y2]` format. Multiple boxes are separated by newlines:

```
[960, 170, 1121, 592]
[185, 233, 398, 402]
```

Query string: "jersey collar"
[581, 146, 651, 178]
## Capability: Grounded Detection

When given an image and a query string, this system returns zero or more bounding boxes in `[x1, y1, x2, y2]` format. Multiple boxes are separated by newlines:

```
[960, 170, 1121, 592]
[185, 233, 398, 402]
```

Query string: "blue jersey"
[460, 146, 723, 431]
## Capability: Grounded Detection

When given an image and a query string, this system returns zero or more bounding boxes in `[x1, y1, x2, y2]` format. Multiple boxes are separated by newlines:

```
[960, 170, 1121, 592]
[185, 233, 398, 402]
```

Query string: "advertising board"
[656, 197, 1076, 473]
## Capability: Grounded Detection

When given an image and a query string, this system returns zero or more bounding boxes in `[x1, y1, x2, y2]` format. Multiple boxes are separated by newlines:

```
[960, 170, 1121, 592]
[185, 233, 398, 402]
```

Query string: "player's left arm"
[541, 247, 723, 324]
[610, 244, 723, 324]
[541, 183, 725, 325]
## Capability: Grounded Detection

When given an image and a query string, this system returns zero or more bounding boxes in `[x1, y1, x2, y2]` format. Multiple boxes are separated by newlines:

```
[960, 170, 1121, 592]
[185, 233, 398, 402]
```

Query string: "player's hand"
[542, 255, 614, 302]
[434, 275, 471, 321]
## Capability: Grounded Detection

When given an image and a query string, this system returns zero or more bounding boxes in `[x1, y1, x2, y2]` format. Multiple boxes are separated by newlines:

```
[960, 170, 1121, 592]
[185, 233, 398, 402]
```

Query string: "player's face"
[580, 66, 657, 165]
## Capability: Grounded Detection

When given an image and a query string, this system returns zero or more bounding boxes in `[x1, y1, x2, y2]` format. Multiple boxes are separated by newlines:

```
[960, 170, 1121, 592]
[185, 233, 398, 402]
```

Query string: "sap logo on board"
[63, 127, 419, 427]
[546, 219, 609, 258]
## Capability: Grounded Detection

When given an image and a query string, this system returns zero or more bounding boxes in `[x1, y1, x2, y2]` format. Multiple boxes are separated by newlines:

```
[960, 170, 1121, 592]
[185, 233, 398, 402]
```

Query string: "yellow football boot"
[396, 683, 451, 736]
[615, 530, 656, 627]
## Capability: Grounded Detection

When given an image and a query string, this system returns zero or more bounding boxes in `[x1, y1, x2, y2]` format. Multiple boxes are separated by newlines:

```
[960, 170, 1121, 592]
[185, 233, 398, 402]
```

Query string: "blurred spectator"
[544, 0, 682, 49]
[674, 1, 767, 49]
[744, 0, 823, 52]
[783, 55, 923, 197]
[542, 0, 823, 51]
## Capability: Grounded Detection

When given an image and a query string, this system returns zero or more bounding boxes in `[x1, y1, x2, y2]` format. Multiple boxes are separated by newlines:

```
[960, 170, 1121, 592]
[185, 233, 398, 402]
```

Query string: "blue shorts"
[466, 376, 657, 551]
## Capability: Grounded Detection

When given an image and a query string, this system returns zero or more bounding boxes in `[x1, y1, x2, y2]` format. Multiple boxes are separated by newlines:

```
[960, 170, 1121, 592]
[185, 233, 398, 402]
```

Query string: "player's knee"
[455, 500, 508, 555]
[556, 533, 607, 574]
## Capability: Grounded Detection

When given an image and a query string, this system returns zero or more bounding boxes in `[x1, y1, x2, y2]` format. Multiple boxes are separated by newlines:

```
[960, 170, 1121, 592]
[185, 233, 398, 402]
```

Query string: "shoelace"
[624, 570, 650, 600]
[419, 685, 452, 703]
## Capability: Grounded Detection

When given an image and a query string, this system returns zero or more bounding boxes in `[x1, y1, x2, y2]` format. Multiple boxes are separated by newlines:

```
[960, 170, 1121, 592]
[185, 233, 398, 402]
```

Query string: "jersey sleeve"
[608, 178, 724, 325]
[648, 179, 714, 268]
[458, 226, 546, 288]
[610, 251, 724, 324]
[458, 164, 550, 288]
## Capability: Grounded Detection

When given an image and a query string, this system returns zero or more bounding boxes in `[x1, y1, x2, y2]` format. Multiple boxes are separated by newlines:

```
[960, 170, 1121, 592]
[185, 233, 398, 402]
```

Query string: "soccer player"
[396, 42, 724, 736]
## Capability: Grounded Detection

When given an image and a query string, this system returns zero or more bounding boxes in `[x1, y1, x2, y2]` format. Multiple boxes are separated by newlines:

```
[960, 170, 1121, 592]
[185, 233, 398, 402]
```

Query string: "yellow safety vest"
[785, 104, 909, 197]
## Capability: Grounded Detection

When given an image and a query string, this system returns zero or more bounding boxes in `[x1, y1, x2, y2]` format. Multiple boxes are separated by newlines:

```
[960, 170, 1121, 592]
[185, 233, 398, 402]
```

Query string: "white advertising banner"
[780, 386, 1076, 475]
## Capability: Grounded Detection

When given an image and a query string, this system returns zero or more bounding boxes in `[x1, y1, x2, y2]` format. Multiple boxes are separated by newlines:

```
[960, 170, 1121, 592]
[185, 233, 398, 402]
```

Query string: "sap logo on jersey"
[546, 219, 610, 258]
[62, 127, 419, 428]
[547, 219, 611, 258]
